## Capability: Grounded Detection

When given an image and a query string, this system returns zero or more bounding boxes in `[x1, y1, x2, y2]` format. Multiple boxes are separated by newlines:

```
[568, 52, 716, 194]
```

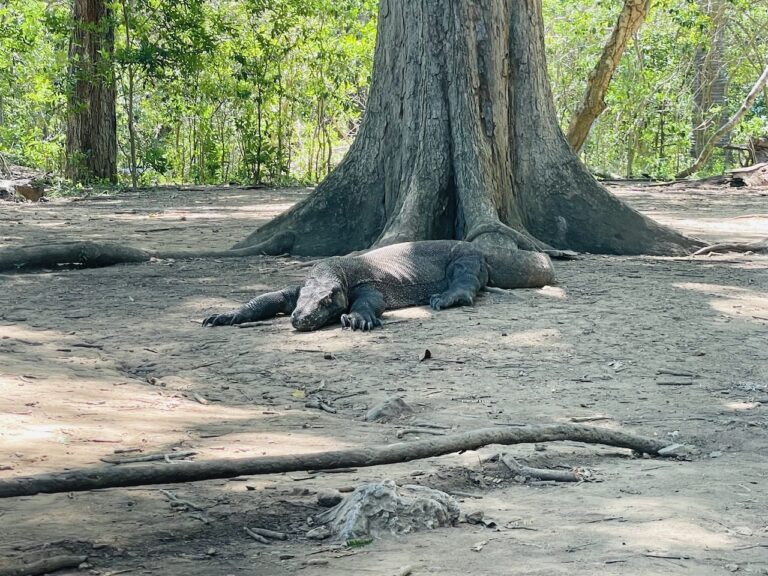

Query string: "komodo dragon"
[202, 240, 554, 332]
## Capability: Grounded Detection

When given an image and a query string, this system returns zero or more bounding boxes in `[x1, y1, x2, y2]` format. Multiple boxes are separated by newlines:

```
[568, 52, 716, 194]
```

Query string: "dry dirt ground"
[1, 182, 767, 576]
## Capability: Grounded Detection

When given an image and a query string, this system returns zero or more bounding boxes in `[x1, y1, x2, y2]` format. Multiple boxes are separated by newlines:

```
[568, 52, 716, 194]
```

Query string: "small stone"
[306, 525, 331, 540]
[725, 563, 739, 572]
[365, 396, 413, 422]
[709, 451, 723, 458]
[317, 489, 344, 508]
[465, 511, 485, 525]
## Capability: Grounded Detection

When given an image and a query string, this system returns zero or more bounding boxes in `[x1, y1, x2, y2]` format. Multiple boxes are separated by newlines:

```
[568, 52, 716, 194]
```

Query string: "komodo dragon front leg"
[429, 251, 488, 311]
[340, 285, 385, 331]
[202, 285, 301, 326]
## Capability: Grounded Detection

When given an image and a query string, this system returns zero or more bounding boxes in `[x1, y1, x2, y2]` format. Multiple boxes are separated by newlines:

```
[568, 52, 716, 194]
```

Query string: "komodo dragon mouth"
[202, 240, 554, 332]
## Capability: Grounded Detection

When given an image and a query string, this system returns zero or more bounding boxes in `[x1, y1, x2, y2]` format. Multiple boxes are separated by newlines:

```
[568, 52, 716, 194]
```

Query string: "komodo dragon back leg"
[202, 285, 301, 327]
[341, 285, 385, 331]
[429, 250, 488, 311]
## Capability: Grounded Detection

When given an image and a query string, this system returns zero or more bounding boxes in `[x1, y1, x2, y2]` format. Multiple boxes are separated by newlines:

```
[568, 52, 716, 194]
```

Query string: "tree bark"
[120, 0, 139, 188]
[566, 0, 651, 154]
[234, 0, 701, 258]
[65, 0, 117, 184]
[0, 424, 670, 498]
[677, 61, 768, 179]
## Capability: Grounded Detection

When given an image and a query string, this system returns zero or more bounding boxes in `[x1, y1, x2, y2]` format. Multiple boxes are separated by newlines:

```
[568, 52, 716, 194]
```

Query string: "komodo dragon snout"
[290, 278, 348, 331]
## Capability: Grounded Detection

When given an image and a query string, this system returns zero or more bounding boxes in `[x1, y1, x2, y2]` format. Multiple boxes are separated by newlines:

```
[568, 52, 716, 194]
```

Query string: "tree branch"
[566, 0, 651, 153]
[0, 424, 672, 498]
[677, 61, 768, 179]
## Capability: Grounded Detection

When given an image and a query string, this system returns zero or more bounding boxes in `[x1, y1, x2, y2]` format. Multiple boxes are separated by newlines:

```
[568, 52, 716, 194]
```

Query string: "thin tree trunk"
[566, 0, 651, 153]
[121, 0, 138, 189]
[677, 61, 768, 179]
[65, 0, 117, 183]
[691, 0, 729, 158]
[255, 87, 263, 184]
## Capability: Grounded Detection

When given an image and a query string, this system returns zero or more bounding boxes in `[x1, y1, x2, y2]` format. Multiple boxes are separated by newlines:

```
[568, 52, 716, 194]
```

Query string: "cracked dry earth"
[0, 182, 767, 576]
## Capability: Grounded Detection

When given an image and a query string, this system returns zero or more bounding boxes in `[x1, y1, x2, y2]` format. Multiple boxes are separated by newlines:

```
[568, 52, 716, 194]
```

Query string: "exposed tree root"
[0, 424, 673, 498]
[0, 555, 87, 576]
[693, 238, 768, 256]
[0, 232, 296, 273]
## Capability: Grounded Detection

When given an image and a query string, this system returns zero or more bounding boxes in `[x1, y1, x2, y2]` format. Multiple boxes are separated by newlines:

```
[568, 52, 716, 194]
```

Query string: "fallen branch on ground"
[499, 453, 584, 482]
[692, 237, 768, 256]
[0, 555, 87, 576]
[0, 424, 673, 498]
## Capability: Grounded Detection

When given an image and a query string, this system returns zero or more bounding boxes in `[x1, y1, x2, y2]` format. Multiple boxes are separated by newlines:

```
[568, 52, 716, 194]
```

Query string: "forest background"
[1, 0, 766, 189]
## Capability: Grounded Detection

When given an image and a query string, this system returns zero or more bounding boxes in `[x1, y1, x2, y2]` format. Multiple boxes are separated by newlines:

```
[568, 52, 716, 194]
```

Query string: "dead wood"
[244, 527, 270, 544]
[100, 450, 197, 464]
[499, 454, 583, 482]
[727, 162, 768, 187]
[0, 555, 87, 576]
[0, 424, 672, 498]
[0, 231, 295, 272]
[0, 178, 46, 202]
[693, 237, 768, 256]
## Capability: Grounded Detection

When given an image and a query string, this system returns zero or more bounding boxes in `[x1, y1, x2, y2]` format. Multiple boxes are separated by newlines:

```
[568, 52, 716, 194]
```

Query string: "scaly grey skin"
[202, 240, 554, 332]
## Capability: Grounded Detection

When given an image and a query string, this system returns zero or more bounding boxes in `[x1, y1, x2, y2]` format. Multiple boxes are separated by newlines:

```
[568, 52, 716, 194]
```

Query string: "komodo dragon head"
[290, 275, 348, 331]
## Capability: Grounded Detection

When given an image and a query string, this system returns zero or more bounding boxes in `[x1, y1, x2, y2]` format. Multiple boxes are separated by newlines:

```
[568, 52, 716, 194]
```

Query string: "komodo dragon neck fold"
[202, 240, 554, 332]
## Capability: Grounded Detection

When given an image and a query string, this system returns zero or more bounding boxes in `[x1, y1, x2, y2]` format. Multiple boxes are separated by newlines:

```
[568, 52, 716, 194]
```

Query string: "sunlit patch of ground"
[674, 282, 768, 323]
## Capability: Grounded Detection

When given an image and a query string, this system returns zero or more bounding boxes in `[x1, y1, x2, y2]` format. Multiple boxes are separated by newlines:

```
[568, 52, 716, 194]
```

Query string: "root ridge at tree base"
[0, 424, 675, 498]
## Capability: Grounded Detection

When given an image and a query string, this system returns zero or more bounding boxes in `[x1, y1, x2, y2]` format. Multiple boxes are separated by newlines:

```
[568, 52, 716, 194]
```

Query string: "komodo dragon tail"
[484, 249, 555, 289]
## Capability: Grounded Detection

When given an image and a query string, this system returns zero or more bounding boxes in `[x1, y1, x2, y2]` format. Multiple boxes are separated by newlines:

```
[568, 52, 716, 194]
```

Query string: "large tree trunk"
[235, 0, 699, 258]
[66, 0, 117, 184]
[566, 0, 651, 154]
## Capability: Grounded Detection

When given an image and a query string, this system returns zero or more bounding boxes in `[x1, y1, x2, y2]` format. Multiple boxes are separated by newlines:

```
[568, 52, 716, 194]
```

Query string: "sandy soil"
[1, 182, 767, 575]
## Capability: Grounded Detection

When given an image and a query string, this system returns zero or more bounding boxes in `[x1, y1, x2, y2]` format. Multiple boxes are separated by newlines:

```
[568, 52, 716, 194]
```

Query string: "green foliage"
[1, 0, 765, 184]
[545, 0, 768, 178]
[0, 1, 68, 171]
[109, 0, 376, 186]
[0, 0, 375, 186]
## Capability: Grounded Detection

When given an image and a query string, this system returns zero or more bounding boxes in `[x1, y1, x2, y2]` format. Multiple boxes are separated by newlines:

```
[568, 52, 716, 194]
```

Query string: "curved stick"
[0, 424, 672, 498]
